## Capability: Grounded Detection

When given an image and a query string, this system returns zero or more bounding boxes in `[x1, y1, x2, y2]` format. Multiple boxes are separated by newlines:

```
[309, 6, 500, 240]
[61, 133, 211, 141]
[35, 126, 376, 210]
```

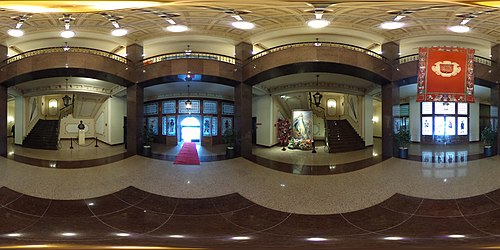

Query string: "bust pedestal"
[78, 130, 85, 145]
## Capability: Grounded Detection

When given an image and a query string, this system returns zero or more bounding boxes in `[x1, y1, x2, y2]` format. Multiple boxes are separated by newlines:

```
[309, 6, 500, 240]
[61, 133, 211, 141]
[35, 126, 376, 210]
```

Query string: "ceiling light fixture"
[8, 14, 31, 37]
[101, 13, 128, 36]
[62, 78, 72, 107]
[7, 29, 24, 37]
[184, 45, 192, 55]
[380, 11, 407, 30]
[306, 237, 328, 241]
[448, 25, 470, 33]
[59, 14, 75, 38]
[383, 236, 404, 240]
[230, 12, 255, 30]
[380, 21, 405, 29]
[307, 9, 330, 29]
[231, 20, 255, 30]
[166, 24, 188, 32]
[111, 28, 128, 36]
[158, 14, 188, 32]
[185, 74, 192, 112]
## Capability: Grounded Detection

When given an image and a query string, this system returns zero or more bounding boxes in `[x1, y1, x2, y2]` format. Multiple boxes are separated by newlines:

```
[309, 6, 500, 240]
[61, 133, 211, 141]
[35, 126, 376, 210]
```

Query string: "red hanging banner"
[416, 47, 475, 103]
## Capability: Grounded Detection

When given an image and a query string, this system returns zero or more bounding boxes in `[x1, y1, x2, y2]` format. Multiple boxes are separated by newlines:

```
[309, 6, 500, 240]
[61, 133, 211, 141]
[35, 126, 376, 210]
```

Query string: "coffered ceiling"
[1, 0, 500, 52]
[2, 1, 499, 101]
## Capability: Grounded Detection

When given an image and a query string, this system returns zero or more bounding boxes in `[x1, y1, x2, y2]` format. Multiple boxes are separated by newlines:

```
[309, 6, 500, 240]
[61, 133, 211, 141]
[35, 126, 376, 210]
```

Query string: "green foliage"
[223, 128, 235, 146]
[481, 126, 496, 147]
[395, 128, 411, 148]
[143, 124, 155, 146]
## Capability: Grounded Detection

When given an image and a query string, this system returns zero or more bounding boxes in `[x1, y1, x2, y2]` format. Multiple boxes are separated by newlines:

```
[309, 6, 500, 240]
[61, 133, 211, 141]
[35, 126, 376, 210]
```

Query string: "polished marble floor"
[0, 138, 499, 249]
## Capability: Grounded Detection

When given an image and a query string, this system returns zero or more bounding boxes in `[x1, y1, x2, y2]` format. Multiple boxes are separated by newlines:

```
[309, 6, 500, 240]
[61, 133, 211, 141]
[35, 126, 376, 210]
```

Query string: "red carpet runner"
[174, 142, 200, 165]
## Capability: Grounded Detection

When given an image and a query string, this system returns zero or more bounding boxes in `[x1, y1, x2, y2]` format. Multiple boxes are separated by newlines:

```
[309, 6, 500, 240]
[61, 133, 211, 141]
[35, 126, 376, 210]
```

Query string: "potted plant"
[481, 126, 496, 157]
[395, 128, 411, 158]
[142, 124, 155, 156]
[223, 128, 236, 158]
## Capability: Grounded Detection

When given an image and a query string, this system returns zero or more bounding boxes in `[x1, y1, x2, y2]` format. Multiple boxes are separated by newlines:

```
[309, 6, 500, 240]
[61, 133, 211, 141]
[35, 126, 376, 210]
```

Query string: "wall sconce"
[372, 116, 379, 123]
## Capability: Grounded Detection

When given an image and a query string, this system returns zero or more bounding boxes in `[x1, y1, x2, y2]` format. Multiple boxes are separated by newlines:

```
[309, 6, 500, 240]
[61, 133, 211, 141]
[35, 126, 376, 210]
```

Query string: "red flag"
[416, 47, 474, 103]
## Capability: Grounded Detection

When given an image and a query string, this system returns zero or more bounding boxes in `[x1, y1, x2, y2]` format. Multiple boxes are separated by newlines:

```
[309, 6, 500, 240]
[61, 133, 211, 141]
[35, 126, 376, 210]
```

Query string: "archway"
[180, 117, 201, 142]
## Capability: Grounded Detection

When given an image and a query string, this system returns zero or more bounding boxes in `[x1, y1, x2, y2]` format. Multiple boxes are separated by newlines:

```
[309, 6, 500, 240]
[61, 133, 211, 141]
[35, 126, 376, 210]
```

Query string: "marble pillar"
[381, 42, 400, 158]
[235, 42, 253, 158]
[490, 44, 500, 154]
[125, 44, 144, 155]
[127, 85, 144, 155]
[0, 85, 6, 157]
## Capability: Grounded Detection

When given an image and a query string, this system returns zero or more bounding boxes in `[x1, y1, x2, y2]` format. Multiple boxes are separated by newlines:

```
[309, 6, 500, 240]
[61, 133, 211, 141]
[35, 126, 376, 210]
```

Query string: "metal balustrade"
[396, 53, 494, 67]
[250, 41, 389, 63]
[142, 52, 237, 65]
[4, 46, 128, 64]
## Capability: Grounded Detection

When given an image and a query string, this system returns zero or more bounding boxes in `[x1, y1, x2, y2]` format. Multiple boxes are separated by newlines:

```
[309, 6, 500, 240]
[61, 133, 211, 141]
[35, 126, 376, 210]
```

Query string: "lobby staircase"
[23, 120, 60, 150]
[327, 119, 365, 153]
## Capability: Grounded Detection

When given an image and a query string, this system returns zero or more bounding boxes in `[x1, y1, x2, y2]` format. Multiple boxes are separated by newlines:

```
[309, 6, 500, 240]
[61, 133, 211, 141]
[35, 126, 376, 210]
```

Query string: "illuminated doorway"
[180, 117, 201, 142]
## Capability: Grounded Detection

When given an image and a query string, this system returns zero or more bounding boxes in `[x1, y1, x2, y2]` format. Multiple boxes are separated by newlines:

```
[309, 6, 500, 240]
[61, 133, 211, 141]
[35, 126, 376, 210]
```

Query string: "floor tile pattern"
[0, 187, 498, 249]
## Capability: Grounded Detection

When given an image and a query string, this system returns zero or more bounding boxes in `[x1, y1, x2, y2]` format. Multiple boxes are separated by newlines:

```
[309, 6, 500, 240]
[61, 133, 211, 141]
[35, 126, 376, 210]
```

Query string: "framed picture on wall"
[445, 116, 456, 136]
[211, 117, 218, 136]
[457, 117, 468, 135]
[434, 116, 445, 136]
[422, 117, 433, 135]
[221, 117, 233, 135]
[203, 116, 211, 136]
[422, 102, 433, 115]
[167, 116, 176, 136]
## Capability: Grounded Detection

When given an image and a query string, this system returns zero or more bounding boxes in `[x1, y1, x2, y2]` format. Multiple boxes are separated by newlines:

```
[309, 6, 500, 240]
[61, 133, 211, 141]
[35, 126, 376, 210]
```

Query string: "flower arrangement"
[277, 118, 291, 151]
[288, 138, 314, 150]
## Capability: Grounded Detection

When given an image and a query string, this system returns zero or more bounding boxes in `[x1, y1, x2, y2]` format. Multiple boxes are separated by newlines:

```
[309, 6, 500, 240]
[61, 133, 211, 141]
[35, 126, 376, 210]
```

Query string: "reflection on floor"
[0, 135, 499, 248]
[0, 186, 498, 249]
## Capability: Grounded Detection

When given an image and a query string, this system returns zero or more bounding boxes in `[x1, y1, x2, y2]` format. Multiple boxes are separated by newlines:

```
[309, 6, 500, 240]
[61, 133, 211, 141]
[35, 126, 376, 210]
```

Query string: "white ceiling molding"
[268, 81, 366, 96]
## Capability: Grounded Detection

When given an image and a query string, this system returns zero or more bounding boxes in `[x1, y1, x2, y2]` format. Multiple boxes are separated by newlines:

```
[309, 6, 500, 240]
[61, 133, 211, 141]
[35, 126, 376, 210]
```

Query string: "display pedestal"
[78, 130, 85, 145]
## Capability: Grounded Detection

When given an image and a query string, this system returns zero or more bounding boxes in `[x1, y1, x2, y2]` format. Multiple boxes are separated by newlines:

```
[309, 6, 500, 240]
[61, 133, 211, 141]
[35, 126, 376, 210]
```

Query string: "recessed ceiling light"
[60, 30, 75, 38]
[380, 21, 405, 29]
[61, 232, 77, 236]
[448, 234, 466, 238]
[448, 25, 470, 33]
[111, 28, 128, 36]
[166, 25, 188, 32]
[306, 237, 328, 241]
[7, 29, 24, 37]
[169, 235, 185, 238]
[6, 233, 22, 237]
[231, 21, 255, 30]
[307, 19, 330, 29]
[116, 233, 131, 237]
[231, 236, 251, 240]
[383, 236, 404, 240]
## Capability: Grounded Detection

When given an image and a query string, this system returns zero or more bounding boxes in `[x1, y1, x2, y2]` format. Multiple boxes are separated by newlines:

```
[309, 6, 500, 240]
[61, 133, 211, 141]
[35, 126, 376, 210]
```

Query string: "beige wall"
[373, 100, 382, 137]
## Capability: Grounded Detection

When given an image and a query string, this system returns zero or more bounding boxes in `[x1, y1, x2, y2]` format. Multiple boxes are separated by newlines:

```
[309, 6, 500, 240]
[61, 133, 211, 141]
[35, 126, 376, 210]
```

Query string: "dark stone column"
[235, 42, 253, 158]
[126, 44, 143, 83]
[490, 44, 500, 154]
[0, 85, 7, 157]
[0, 45, 7, 157]
[126, 44, 144, 155]
[127, 85, 144, 155]
[381, 42, 400, 158]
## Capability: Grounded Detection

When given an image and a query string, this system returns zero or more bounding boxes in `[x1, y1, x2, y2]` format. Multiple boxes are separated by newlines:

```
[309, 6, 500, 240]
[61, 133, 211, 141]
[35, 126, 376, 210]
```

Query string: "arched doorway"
[180, 117, 201, 142]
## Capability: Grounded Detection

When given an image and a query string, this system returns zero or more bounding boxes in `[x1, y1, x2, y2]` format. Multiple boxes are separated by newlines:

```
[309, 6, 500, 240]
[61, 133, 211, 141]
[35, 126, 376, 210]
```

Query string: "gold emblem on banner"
[431, 61, 461, 77]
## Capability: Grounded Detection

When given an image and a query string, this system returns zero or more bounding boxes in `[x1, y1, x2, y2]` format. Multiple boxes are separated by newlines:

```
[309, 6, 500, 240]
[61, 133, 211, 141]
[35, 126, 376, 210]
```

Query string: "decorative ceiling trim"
[268, 81, 365, 96]
[145, 92, 233, 102]
[19, 84, 113, 96]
